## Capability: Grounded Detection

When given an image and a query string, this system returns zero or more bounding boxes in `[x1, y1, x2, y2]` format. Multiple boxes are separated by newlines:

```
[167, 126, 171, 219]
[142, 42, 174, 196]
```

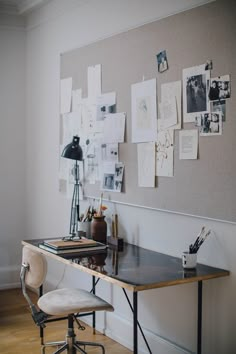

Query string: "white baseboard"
[0, 265, 21, 290]
[83, 312, 193, 354]
[0, 282, 21, 290]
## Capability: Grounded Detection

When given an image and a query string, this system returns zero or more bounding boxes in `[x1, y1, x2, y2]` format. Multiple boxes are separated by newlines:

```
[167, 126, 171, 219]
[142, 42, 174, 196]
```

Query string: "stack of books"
[39, 237, 107, 255]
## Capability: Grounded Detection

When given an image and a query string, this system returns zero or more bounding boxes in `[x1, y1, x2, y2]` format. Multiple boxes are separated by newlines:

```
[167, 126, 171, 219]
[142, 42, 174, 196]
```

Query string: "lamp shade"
[61, 136, 83, 161]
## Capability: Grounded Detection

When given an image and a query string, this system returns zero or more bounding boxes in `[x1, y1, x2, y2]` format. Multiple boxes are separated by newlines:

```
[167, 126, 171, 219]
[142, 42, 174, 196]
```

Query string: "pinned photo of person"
[186, 75, 207, 113]
[114, 163, 124, 192]
[156, 50, 168, 73]
[205, 59, 213, 70]
[183, 64, 210, 123]
[208, 75, 231, 101]
[102, 173, 115, 190]
[211, 100, 226, 121]
[101, 162, 124, 192]
[195, 112, 222, 136]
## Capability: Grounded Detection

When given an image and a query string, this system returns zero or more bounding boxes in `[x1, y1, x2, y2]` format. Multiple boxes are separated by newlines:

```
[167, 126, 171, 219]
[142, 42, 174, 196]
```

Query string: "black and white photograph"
[211, 100, 226, 121]
[195, 112, 222, 136]
[101, 162, 124, 192]
[183, 64, 210, 123]
[114, 163, 124, 192]
[186, 74, 207, 113]
[115, 163, 124, 181]
[102, 173, 115, 190]
[205, 59, 213, 70]
[208, 75, 231, 101]
[156, 50, 168, 73]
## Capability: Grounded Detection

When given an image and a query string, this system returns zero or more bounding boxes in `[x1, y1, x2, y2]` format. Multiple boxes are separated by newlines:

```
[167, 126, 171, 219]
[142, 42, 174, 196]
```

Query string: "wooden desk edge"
[22, 240, 230, 292]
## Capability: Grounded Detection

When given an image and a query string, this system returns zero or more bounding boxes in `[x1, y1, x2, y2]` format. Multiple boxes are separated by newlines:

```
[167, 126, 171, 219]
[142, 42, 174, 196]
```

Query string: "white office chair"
[20, 245, 114, 354]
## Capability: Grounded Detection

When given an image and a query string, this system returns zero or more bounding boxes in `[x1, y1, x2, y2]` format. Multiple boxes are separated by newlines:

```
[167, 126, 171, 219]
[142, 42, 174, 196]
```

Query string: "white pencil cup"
[182, 251, 197, 269]
[77, 221, 91, 239]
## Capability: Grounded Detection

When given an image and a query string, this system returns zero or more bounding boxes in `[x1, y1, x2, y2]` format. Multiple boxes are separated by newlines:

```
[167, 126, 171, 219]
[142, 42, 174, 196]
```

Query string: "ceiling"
[0, 0, 50, 15]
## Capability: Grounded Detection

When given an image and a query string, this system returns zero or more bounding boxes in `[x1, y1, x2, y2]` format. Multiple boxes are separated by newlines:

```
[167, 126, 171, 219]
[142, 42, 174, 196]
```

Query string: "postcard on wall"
[161, 80, 182, 130]
[156, 130, 174, 177]
[208, 75, 231, 101]
[195, 112, 222, 136]
[183, 64, 210, 123]
[131, 79, 157, 143]
[87, 64, 101, 103]
[103, 112, 126, 143]
[60, 77, 72, 114]
[101, 162, 124, 192]
[137, 142, 155, 187]
[156, 50, 168, 73]
[179, 129, 198, 160]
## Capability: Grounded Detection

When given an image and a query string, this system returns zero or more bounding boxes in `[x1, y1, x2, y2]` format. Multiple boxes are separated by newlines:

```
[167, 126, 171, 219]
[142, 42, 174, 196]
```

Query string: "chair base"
[41, 315, 105, 354]
[42, 340, 105, 354]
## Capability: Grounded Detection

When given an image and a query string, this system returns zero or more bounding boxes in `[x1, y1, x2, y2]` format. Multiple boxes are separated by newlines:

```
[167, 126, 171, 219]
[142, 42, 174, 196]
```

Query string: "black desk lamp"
[61, 136, 83, 238]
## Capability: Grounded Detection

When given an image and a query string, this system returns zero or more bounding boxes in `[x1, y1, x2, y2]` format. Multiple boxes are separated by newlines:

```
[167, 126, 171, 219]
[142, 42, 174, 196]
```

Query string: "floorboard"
[0, 289, 132, 353]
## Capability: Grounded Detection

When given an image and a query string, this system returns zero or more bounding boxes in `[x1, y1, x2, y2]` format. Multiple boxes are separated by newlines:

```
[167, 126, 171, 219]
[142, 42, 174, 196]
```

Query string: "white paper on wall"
[156, 130, 174, 177]
[60, 77, 72, 114]
[183, 64, 210, 123]
[137, 142, 155, 187]
[131, 79, 157, 143]
[179, 129, 198, 159]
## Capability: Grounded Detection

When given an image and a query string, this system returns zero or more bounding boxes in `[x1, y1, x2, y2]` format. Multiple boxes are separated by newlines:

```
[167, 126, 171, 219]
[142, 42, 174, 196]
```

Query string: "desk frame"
[22, 240, 229, 354]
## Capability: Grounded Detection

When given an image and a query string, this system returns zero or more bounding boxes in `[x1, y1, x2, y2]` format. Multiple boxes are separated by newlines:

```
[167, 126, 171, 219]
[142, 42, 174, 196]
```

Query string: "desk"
[22, 239, 229, 354]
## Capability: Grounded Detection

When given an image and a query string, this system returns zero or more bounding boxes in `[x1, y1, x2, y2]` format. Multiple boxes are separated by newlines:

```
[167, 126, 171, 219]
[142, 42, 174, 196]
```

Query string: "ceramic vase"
[91, 215, 107, 244]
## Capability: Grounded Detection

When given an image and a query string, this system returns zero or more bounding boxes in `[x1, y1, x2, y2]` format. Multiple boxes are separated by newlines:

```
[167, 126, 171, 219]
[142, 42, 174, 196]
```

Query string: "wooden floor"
[0, 288, 132, 354]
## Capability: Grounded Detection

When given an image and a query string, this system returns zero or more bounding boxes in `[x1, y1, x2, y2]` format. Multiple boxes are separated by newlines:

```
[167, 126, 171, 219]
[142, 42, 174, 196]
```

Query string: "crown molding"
[17, 0, 50, 15]
[0, 0, 50, 15]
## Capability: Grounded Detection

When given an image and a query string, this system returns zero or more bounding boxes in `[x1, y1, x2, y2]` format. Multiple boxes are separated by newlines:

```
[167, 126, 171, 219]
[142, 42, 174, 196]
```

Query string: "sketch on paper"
[83, 139, 100, 183]
[183, 64, 210, 123]
[101, 143, 118, 162]
[161, 80, 182, 130]
[156, 130, 174, 177]
[137, 142, 155, 187]
[103, 112, 126, 143]
[136, 96, 151, 129]
[131, 79, 157, 143]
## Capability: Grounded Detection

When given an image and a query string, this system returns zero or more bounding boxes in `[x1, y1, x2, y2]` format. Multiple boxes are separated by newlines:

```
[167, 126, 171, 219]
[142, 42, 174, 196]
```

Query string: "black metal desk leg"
[92, 275, 96, 334]
[133, 291, 138, 354]
[197, 281, 202, 354]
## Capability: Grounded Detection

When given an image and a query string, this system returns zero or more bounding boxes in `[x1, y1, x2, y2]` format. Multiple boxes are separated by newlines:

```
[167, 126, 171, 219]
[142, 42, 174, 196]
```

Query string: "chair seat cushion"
[37, 288, 114, 316]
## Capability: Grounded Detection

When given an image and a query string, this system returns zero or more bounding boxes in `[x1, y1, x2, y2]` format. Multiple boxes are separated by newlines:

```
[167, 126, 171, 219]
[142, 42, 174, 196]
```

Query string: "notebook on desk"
[39, 241, 107, 255]
[43, 237, 97, 250]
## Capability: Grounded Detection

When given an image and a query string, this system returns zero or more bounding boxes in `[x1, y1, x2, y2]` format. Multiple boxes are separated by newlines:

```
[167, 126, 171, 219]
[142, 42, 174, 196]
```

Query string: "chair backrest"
[22, 246, 47, 289]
